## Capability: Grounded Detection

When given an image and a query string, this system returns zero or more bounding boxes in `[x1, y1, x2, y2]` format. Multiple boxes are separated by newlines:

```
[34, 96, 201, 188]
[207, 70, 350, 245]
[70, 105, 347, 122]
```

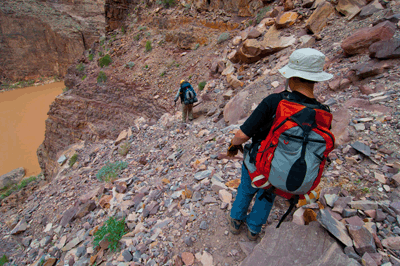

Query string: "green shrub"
[99, 54, 112, 68]
[1, 176, 38, 200]
[194, 43, 200, 50]
[162, 0, 175, 8]
[256, 6, 272, 24]
[63, 87, 69, 92]
[217, 32, 230, 44]
[69, 153, 78, 167]
[97, 71, 107, 84]
[145, 41, 152, 52]
[93, 217, 126, 251]
[96, 161, 128, 182]
[126, 62, 135, 69]
[17, 176, 37, 190]
[88, 54, 94, 61]
[76, 63, 85, 72]
[118, 142, 131, 156]
[121, 26, 125, 34]
[0, 255, 9, 266]
[160, 71, 166, 77]
[82, 75, 87, 81]
[98, 51, 104, 57]
[198, 81, 207, 91]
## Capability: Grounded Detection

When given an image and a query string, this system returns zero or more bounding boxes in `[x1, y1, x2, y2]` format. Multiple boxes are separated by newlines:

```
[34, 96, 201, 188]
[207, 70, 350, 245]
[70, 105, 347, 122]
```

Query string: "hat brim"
[278, 65, 333, 82]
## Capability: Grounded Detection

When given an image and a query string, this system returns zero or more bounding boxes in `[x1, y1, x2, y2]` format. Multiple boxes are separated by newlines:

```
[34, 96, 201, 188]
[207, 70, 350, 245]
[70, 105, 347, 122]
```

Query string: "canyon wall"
[0, 0, 104, 81]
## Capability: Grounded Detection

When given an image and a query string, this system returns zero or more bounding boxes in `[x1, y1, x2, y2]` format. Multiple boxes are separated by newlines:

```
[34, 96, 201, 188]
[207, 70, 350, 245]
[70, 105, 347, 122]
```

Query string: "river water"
[0, 82, 64, 177]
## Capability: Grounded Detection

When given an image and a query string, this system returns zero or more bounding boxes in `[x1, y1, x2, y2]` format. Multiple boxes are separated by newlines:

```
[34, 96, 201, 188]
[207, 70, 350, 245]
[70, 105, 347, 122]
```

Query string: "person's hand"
[227, 141, 243, 157]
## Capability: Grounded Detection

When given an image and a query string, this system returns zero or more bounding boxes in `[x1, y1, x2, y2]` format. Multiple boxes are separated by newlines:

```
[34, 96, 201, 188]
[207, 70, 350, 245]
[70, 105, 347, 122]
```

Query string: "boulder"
[336, 0, 367, 20]
[230, 26, 295, 63]
[351, 60, 394, 79]
[240, 222, 359, 265]
[223, 90, 249, 125]
[341, 21, 396, 55]
[305, 1, 335, 34]
[369, 38, 400, 59]
[359, 0, 384, 19]
[0, 167, 25, 189]
[211, 60, 226, 74]
[275, 12, 299, 29]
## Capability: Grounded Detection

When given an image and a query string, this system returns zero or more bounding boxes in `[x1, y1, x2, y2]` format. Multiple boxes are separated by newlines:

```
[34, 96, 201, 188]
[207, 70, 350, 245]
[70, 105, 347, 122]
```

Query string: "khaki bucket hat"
[278, 48, 333, 82]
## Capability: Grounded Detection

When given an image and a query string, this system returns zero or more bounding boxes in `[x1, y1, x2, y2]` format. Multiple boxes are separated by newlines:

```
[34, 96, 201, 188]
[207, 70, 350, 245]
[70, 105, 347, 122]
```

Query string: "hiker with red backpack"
[227, 48, 335, 241]
[174, 80, 198, 123]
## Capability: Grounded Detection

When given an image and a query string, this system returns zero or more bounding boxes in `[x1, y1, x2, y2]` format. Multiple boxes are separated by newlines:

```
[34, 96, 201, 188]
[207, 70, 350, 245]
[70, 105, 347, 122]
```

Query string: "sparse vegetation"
[97, 71, 107, 84]
[162, 0, 175, 8]
[0, 255, 9, 266]
[256, 6, 272, 24]
[217, 32, 230, 44]
[93, 217, 126, 251]
[198, 81, 207, 91]
[99, 54, 112, 68]
[96, 161, 128, 182]
[76, 63, 85, 72]
[362, 187, 370, 193]
[69, 153, 78, 167]
[63, 87, 69, 92]
[88, 54, 94, 61]
[118, 142, 131, 156]
[0, 80, 35, 91]
[121, 26, 125, 34]
[145, 40, 152, 52]
[194, 43, 200, 50]
[1, 175, 38, 200]
[82, 75, 87, 81]
[126, 62, 135, 69]
[160, 71, 166, 77]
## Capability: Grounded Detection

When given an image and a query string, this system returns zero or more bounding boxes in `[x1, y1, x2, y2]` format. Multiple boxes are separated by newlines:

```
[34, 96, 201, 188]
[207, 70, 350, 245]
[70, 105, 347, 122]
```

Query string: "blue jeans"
[230, 164, 276, 233]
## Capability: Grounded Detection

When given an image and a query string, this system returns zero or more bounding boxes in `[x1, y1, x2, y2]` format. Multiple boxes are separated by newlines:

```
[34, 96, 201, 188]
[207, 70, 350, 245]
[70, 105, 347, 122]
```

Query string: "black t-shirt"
[240, 90, 329, 145]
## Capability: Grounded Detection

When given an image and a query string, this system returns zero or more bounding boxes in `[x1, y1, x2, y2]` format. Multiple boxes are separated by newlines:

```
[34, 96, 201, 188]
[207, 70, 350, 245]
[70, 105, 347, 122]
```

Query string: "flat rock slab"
[317, 209, 353, 247]
[240, 222, 358, 265]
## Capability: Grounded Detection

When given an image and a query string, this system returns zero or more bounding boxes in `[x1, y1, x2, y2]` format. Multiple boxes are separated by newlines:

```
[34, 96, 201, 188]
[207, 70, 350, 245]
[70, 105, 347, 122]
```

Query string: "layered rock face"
[0, 0, 104, 81]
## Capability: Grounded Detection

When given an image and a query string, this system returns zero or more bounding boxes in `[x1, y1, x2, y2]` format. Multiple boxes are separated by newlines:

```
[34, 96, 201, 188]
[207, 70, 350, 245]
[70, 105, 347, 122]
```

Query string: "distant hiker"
[174, 80, 198, 123]
[227, 48, 335, 241]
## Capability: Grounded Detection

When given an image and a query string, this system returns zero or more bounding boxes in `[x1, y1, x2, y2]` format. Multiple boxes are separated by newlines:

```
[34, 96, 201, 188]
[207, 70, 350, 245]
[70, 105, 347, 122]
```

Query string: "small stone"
[11, 218, 28, 235]
[382, 237, 400, 250]
[122, 250, 133, 262]
[184, 236, 193, 247]
[199, 221, 208, 230]
[181, 252, 195, 265]
[324, 194, 339, 207]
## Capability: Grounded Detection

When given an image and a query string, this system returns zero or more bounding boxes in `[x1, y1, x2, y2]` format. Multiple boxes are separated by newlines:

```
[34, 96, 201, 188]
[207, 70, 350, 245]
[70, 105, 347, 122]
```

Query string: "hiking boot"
[247, 228, 258, 241]
[229, 217, 242, 235]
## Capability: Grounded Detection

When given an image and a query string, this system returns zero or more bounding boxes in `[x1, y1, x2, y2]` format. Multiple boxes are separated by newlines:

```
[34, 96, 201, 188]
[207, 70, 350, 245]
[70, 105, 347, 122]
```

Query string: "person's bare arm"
[231, 129, 250, 145]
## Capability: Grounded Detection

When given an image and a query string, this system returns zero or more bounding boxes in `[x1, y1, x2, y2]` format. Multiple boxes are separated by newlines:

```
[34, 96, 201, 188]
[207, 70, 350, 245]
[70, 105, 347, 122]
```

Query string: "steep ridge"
[1, 0, 400, 265]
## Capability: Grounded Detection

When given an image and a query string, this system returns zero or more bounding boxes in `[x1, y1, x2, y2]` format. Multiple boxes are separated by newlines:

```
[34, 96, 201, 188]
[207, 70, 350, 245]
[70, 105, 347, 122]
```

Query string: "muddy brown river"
[0, 82, 63, 177]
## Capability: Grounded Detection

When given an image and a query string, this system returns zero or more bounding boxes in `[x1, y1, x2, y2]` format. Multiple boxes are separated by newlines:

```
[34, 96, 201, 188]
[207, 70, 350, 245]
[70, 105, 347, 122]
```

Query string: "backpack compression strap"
[276, 195, 299, 228]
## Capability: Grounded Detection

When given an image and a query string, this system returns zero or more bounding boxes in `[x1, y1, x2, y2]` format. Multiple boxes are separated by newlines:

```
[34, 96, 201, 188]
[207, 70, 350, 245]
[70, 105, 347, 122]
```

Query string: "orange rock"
[276, 12, 298, 29]
[162, 178, 170, 184]
[305, 1, 335, 34]
[226, 179, 241, 189]
[303, 209, 317, 225]
[99, 195, 112, 209]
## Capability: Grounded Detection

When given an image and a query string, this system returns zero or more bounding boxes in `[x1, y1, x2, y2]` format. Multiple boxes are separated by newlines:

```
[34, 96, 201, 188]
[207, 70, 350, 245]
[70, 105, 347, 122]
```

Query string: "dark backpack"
[180, 82, 198, 105]
[246, 92, 335, 227]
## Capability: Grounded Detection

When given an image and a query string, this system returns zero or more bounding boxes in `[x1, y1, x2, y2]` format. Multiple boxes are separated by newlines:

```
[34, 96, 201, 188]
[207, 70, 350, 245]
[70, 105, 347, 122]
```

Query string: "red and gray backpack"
[247, 92, 335, 227]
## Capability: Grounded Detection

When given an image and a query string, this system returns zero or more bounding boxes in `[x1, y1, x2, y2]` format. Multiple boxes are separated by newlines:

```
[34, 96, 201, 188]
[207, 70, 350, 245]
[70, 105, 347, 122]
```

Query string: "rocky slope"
[1, 0, 400, 265]
[0, 0, 104, 82]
